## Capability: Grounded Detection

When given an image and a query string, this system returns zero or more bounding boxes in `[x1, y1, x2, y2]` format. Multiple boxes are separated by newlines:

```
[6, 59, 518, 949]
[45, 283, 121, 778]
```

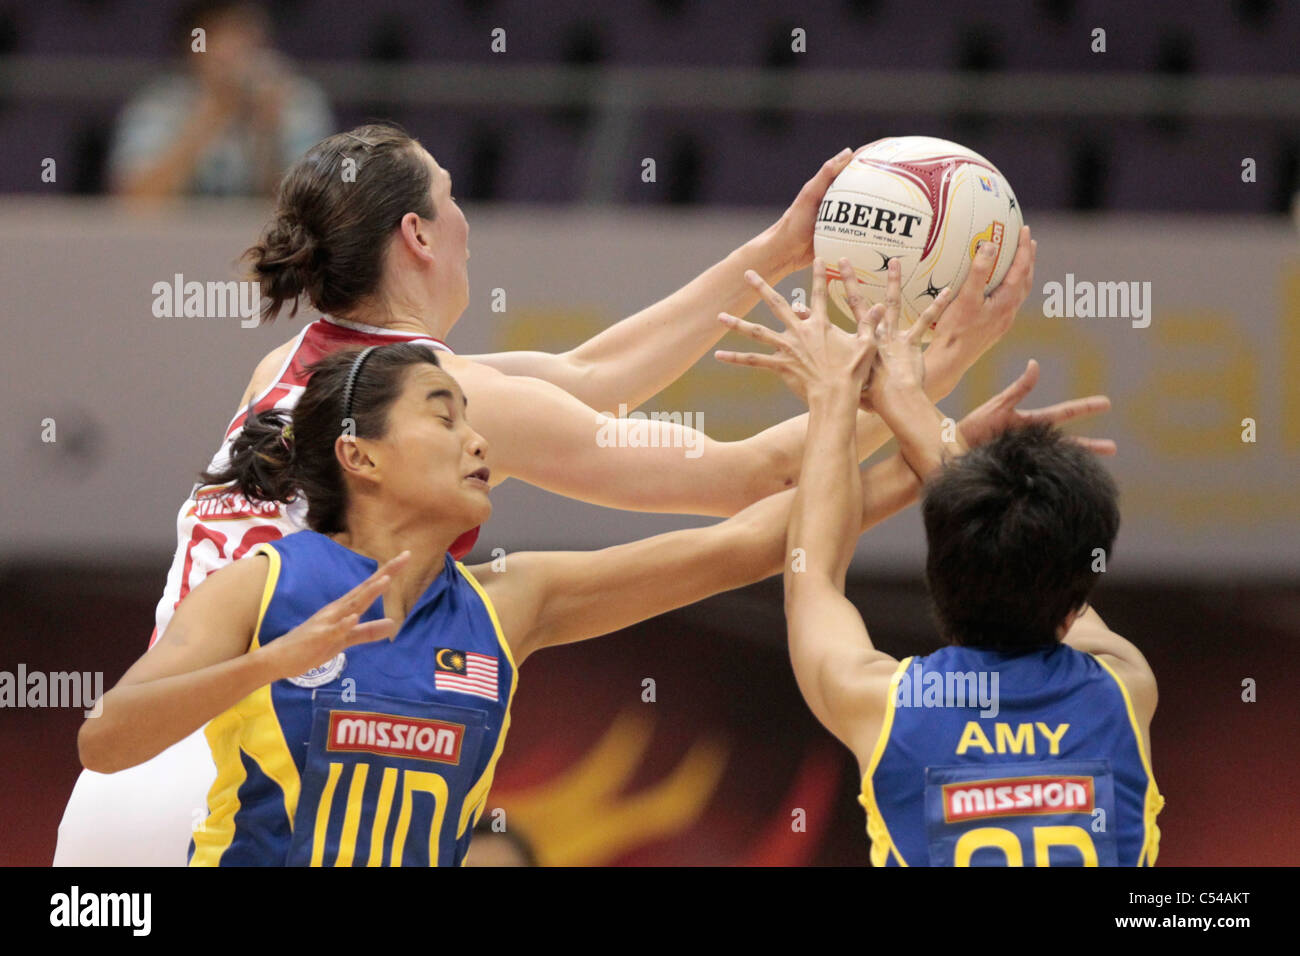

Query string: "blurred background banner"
[1, 0, 1298, 868]
[2, 203, 1297, 576]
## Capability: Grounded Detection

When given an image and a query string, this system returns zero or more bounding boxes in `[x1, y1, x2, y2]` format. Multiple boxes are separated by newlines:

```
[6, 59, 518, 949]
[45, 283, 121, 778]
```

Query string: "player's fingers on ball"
[824, 147, 853, 177]
[1012, 234, 1036, 293]
[1004, 226, 1032, 281]
[972, 240, 999, 287]
[973, 242, 999, 293]
[965, 242, 997, 301]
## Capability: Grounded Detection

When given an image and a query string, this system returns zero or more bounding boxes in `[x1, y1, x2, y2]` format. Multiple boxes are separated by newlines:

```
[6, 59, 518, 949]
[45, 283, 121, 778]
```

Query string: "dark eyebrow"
[426, 388, 468, 408]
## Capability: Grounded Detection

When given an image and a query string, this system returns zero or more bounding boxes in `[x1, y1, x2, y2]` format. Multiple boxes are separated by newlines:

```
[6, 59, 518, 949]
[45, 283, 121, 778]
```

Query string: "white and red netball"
[814, 136, 1022, 339]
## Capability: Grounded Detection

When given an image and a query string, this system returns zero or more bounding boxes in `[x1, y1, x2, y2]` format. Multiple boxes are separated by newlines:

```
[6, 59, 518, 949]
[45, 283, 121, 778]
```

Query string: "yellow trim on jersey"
[368, 768, 399, 867]
[310, 762, 345, 866]
[453, 561, 519, 841]
[858, 657, 912, 867]
[191, 706, 247, 867]
[1091, 654, 1165, 866]
[334, 763, 370, 866]
[190, 543, 303, 865]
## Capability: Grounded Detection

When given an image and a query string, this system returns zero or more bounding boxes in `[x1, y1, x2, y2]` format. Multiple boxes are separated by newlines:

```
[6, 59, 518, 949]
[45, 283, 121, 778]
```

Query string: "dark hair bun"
[248, 213, 320, 322]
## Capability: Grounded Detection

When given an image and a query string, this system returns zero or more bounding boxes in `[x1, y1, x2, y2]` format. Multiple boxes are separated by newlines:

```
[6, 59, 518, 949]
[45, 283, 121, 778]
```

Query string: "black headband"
[341, 345, 379, 426]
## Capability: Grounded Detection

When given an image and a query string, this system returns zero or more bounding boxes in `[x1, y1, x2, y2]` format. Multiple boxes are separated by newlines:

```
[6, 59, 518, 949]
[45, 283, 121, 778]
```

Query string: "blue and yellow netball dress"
[860, 644, 1163, 867]
[190, 530, 516, 867]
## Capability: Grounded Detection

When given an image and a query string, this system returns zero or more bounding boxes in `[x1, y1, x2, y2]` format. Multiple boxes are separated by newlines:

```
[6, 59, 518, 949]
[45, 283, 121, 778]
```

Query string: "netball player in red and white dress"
[54, 124, 1035, 864]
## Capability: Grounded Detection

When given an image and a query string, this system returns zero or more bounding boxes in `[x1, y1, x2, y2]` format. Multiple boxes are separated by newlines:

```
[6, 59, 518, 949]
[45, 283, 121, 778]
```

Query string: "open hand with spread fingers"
[267, 550, 412, 681]
[714, 258, 881, 404]
[958, 359, 1117, 456]
[844, 256, 955, 412]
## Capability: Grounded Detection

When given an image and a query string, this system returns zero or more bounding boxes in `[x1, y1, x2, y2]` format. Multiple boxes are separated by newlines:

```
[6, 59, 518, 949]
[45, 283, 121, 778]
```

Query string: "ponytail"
[198, 407, 299, 504]
[196, 343, 442, 533]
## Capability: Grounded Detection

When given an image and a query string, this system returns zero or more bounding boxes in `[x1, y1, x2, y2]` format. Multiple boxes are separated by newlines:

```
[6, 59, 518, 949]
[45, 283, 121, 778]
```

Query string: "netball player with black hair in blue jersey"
[720, 254, 1156, 867]
[78, 305, 1110, 866]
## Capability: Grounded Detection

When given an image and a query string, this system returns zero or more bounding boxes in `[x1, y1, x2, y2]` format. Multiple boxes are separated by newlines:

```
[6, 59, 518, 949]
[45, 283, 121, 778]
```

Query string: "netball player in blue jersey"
[720, 254, 1158, 867]
[77, 325, 1109, 865]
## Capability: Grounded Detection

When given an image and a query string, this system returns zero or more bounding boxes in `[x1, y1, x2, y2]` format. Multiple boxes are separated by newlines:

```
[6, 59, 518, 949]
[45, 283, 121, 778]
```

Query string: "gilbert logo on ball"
[814, 136, 1022, 340]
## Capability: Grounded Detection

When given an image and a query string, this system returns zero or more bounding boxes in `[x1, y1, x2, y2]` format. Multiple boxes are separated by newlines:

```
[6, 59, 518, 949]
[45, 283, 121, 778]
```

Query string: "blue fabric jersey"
[190, 530, 516, 867]
[860, 644, 1162, 867]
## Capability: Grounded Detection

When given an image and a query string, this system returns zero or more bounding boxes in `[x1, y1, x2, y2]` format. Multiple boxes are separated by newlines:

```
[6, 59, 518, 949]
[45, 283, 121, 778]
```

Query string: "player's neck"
[336, 300, 454, 342]
[331, 515, 463, 621]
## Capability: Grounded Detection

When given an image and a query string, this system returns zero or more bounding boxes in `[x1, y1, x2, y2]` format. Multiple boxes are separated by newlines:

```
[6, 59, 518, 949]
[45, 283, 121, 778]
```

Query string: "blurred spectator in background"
[463, 817, 539, 867]
[108, 0, 332, 198]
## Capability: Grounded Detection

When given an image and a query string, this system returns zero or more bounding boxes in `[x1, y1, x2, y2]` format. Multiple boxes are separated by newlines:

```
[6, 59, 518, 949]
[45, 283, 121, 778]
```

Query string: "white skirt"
[53, 727, 216, 867]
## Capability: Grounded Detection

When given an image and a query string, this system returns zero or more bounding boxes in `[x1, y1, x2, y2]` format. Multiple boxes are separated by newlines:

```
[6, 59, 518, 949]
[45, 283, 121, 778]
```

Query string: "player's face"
[367, 363, 491, 531]
[420, 151, 470, 324]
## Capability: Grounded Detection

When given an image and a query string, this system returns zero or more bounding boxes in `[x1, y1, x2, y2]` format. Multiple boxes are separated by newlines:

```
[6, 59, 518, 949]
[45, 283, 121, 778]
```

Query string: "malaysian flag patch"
[434, 648, 498, 702]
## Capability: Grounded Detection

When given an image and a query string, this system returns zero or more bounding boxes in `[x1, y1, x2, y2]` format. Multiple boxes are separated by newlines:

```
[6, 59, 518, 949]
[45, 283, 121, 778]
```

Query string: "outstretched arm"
[443, 352, 932, 516]
[780, 261, 951, 757]
[466, 150, 859, 409]
[476, 444, 920, 666]
[467, 145, 1036, 420]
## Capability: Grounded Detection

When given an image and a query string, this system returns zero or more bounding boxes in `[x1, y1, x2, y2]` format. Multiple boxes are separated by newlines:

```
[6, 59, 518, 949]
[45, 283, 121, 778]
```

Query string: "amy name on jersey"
[151, 274, 262, 328]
